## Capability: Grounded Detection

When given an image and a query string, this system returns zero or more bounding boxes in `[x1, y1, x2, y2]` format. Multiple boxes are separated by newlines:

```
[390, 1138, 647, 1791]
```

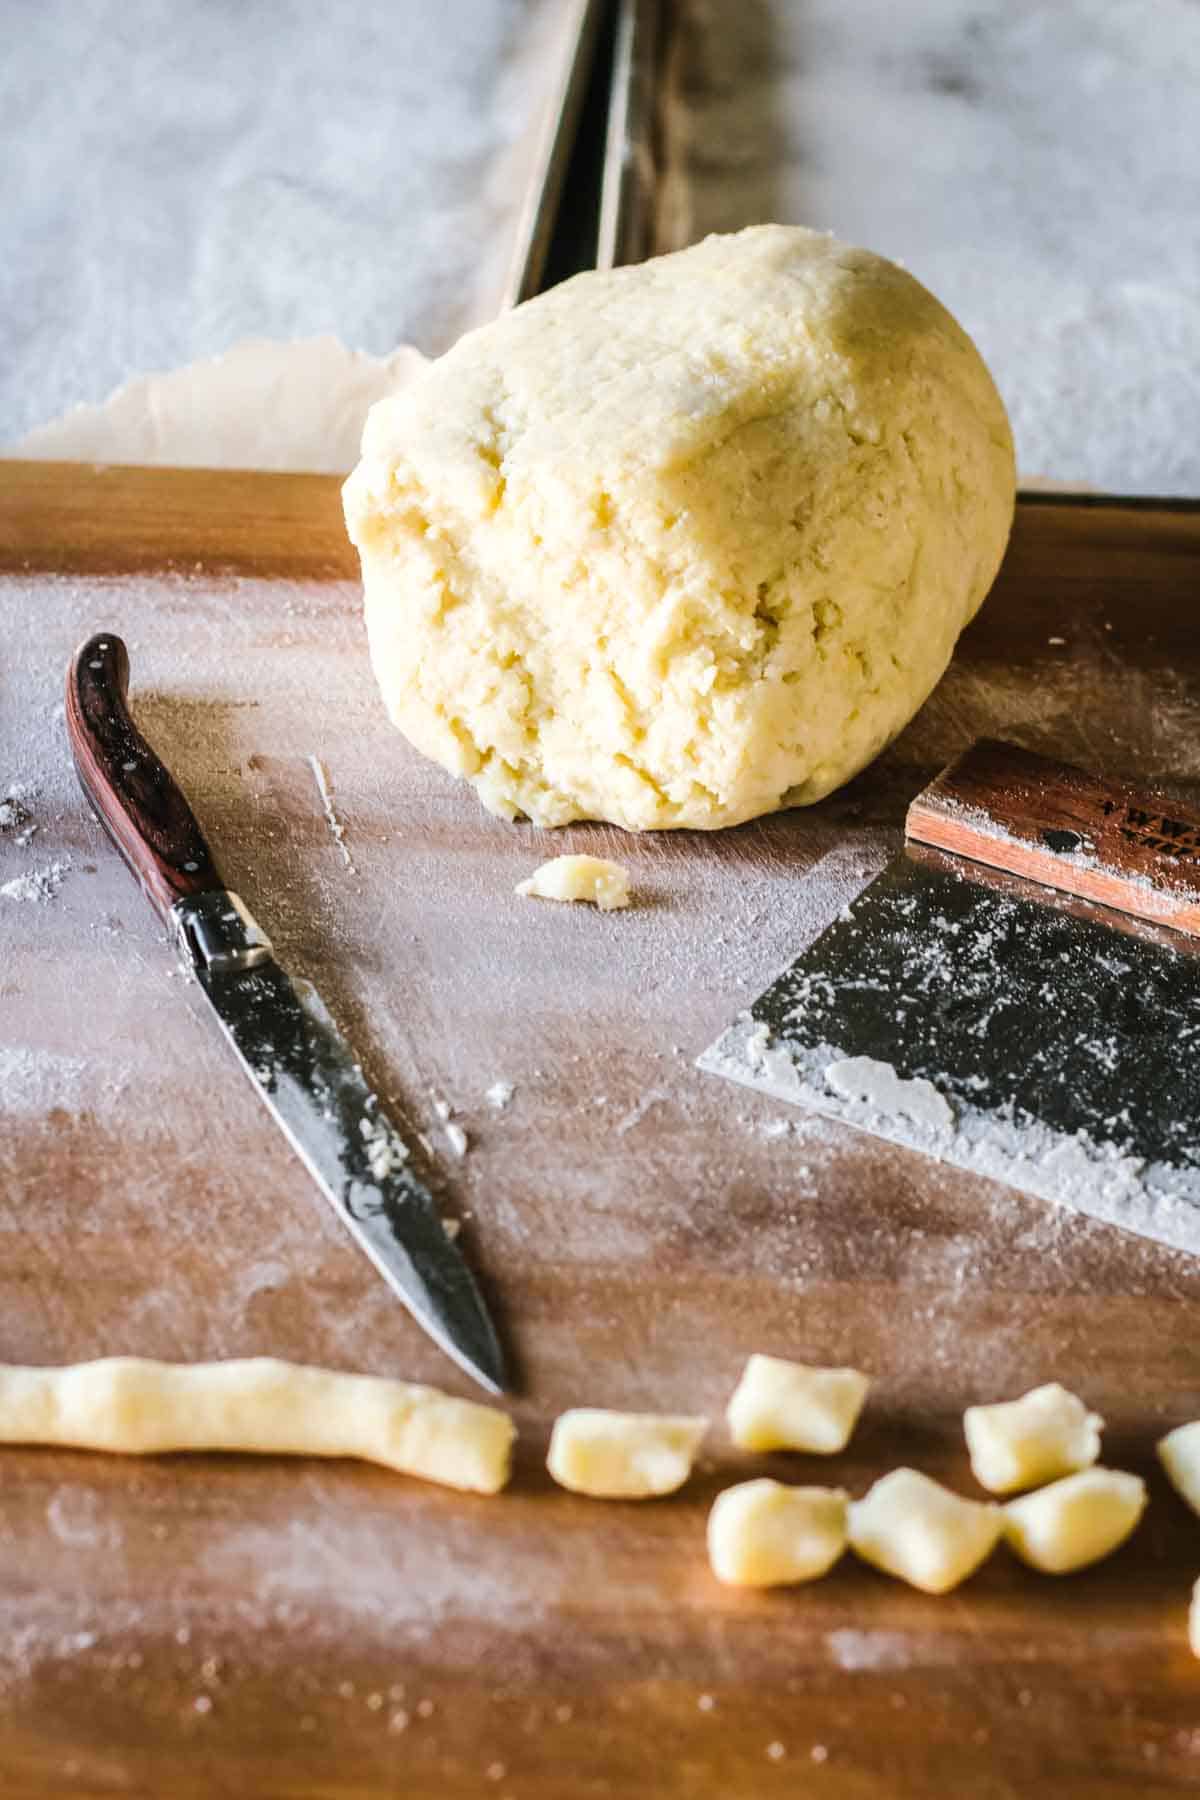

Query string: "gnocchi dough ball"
[1158, 1421, 1200, 1515]
[515, 853, 630, 910]
[547, 1409, 707, 1498]
[344, 224, 1015, 832]
[1002, 1469, 1146, 1574]
[963, 1383, 1103, 1495]
[708, 1479, 848, 1587]
[848, 1468, 1001, 1594]
[726, 1354, 869, 1454]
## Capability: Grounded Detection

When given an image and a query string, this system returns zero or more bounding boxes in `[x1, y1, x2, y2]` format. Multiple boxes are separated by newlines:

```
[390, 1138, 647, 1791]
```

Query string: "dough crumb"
[726, 1354, 869, 1454]
[1002, 1468, 1146, 1573]
[1157, 1420, 1200, 1515]
[547, 1408, 707, 1498]
[848, 1468, 1001, 1594]
[485, 1080, 515, 1111]
[516, 855, 631, 912]
[707, 1479, 848, 1587]
[359, 1114, 409, 1181]
[964, 1383, 1103, 1494]
[824, 1056, 954, 1132]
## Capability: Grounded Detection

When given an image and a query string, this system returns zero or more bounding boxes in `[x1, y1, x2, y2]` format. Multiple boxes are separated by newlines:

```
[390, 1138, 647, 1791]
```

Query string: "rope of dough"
[0, 1357, 514, 1494]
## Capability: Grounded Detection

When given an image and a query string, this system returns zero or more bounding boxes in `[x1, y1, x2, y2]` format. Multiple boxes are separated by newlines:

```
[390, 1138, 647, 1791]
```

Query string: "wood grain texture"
[0, 460, 356, 579]
[2, 467, 1200, 1799]
[907, 739, 1200, 936]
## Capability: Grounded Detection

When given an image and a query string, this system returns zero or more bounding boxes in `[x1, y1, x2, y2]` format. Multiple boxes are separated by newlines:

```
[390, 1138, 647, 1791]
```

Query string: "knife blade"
[65, 632, 507, 1396]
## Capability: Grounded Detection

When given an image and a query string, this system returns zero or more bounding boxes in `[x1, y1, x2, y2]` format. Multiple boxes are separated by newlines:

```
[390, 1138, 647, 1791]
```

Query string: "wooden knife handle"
[65, 632, 223, 923]
[907, 739, 1200, 937]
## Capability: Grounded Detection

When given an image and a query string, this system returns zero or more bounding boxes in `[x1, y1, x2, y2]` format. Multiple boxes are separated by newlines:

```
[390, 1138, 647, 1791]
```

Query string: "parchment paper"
[0, 0, 562, 448]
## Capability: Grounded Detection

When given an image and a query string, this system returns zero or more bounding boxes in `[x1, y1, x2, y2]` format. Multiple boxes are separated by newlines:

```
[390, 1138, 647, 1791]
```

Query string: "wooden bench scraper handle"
[906, 740, 1200, 938]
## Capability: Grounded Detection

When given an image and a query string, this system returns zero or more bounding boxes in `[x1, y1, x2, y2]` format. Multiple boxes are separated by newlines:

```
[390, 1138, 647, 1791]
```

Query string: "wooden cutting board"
[2, 463, 1200, 1800]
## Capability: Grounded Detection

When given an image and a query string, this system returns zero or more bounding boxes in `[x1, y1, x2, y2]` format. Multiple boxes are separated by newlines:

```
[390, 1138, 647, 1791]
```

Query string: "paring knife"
[65, 632, 507, 1395]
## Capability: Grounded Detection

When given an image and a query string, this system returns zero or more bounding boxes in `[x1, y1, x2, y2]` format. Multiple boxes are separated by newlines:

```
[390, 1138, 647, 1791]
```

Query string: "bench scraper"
[700, 740, 1200, 1254]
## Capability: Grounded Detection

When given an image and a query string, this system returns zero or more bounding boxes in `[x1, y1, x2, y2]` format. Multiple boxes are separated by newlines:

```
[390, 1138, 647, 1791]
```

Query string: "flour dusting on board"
[307, 754, 355, 871]
[825, 1629, 915, 1673]
[7, 534, 1200, 1724]
[1, 858, 69, 903]
[0, 1045, 90, 1114]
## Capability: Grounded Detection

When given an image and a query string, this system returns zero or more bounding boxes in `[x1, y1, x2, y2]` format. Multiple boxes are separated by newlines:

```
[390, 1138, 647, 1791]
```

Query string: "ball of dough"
[344, 224, 1015, 831]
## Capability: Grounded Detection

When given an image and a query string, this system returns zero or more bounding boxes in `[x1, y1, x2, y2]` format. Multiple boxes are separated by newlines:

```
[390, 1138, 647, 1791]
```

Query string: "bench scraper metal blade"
[699, 740, 1200, 1255]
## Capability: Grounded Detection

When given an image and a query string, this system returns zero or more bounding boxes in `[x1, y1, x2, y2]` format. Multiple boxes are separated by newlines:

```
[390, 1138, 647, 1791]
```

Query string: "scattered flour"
[616, 1091, 667, 1136]
[1, 859, 69, 903]
[0, 1045, 89, 1113]
[46, 1487, 123, 1551]
[306, 755, 354, 871]
[825, 1628, 915, 1673]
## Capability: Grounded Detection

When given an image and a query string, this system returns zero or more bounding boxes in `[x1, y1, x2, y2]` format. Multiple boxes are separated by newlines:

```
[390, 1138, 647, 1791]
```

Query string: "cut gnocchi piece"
[515, 855, 630, 912]
[963, 1382, 1103, 1494]
[1002, 1468, 1146, 1574]
[847, 1468, 1002, 1594]
[726, 1354, 869, 1454]
[707, 1479, 848, 1587]
[1157, 1421, 1200, 1516]
[547, 1409, 707, 1498]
